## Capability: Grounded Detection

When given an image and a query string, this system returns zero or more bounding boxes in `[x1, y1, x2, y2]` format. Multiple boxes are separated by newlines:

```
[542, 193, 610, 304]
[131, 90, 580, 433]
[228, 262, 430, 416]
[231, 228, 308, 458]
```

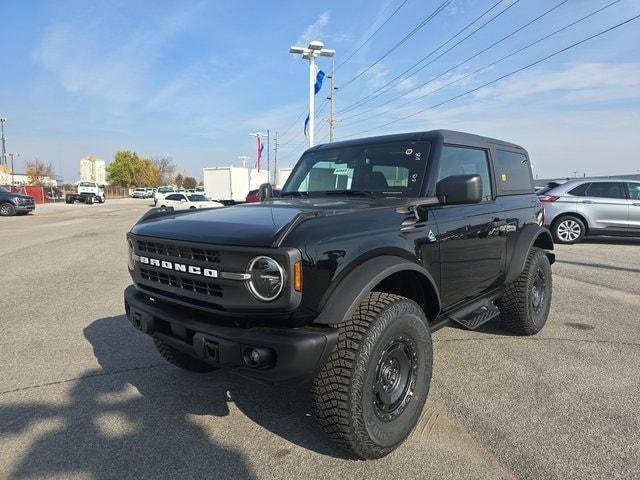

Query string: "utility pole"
[327, 58, 336, 142]
[0, 117, 7, 167]
[9, 153, 15, 185]
[266, 128, 271, 184]
[273, 132, 279, 186]
[289, 41, 335, 147]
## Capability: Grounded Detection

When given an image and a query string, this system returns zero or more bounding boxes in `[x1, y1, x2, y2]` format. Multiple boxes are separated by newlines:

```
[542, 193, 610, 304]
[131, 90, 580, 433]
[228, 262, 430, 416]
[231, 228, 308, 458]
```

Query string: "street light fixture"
[289, 40, 335, 147]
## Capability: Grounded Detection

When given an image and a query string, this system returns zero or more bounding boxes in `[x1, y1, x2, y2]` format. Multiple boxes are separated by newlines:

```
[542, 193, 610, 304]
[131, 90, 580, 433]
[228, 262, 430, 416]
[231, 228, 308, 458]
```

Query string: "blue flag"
[304, 69, 325, 137]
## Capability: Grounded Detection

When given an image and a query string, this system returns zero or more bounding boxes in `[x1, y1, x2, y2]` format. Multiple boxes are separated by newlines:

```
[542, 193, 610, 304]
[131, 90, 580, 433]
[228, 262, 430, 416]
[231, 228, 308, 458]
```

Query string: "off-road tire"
[497, 247, 552, 335]
[153, 336, 218, 373]
[551, 215, 586, 244]
[312, 292, 432, 459]
[0, 202, 16, 216]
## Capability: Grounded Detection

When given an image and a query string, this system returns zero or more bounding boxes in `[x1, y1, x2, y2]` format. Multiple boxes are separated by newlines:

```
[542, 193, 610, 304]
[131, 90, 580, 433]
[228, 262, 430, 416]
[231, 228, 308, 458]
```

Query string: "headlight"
[247, 256, 285, 301]
[127, 239, 136, 271]
[14, 197, 24, 204]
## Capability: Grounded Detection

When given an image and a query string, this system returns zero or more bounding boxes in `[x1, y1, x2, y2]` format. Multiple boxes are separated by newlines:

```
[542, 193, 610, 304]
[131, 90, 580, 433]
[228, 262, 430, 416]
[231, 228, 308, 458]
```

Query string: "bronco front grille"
[136, 239, 221, 263]
[140, 267, 223, 298]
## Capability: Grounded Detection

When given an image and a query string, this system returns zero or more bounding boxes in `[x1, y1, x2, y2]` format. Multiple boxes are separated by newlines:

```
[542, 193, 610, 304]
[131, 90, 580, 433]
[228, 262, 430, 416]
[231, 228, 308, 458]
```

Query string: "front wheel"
[312, 292, 432, 459]
[0, 203, 16, 216]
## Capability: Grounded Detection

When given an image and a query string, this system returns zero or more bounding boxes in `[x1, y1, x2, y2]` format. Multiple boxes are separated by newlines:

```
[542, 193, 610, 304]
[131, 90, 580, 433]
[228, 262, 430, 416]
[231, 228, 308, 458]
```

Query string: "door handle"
[581, 200, 594, 204]
[633, 203, 640, 207]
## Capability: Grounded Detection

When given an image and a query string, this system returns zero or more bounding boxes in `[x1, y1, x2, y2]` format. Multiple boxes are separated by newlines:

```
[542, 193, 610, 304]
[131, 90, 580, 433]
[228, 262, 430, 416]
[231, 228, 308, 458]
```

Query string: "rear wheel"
[552, 215, 586, 244]
[312, 292, 432, 459]
[497, 247, 552, 335]
[153, 336, 218, 373]
[0, 202, 16, 216]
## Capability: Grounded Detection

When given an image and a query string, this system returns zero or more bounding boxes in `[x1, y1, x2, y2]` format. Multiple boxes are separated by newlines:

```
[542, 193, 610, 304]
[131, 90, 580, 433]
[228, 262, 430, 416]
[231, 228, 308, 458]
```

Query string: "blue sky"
[1, 0, 640, 182]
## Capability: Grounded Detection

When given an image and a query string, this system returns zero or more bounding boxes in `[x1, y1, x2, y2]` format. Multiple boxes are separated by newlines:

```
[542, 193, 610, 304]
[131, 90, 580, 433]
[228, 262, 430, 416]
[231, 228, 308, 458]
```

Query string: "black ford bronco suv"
[124, 130, 554, 459]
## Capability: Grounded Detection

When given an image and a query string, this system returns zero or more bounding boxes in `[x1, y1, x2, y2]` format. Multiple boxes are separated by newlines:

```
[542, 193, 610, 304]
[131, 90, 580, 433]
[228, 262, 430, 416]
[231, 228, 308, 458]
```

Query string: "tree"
[107, 150, 141, 187]
[133, 159, 163, 187]
[26, 160, 54, 186]
[152, 156, 175, 184]
[174, 173, 184, 188]
[183, 176, 197, 189]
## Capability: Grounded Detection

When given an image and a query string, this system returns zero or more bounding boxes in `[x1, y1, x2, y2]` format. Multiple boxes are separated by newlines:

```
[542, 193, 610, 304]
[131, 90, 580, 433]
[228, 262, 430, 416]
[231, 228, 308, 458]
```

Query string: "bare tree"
[26, 160, 54, 186]
[152, 156, 175, 184]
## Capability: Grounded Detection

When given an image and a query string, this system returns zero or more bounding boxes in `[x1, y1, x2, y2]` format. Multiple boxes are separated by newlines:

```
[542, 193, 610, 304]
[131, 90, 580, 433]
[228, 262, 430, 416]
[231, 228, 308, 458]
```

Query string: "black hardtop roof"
[307, 129, 524, 153]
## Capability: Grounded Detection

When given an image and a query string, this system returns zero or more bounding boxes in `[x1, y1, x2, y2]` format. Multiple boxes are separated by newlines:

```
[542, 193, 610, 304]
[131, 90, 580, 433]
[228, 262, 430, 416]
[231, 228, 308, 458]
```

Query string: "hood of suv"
[130, 198, 389, 247]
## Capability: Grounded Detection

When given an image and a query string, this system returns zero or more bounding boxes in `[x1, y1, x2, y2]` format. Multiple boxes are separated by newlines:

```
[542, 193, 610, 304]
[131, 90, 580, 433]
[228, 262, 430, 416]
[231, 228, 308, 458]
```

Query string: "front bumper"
[124, 285, 338, 383]
[15, 204, 35, 212]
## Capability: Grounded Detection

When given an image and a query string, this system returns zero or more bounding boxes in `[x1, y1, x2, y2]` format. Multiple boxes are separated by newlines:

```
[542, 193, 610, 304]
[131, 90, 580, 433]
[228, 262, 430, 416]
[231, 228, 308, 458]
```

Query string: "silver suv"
[539, 179, 640, 243]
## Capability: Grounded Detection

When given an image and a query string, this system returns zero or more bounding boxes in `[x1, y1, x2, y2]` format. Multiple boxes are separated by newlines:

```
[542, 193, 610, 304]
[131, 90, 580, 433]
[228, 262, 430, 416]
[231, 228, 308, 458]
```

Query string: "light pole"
[0, 117, 6, 167]
[238, 155, 250, 168]
[289, 41, 335, 147]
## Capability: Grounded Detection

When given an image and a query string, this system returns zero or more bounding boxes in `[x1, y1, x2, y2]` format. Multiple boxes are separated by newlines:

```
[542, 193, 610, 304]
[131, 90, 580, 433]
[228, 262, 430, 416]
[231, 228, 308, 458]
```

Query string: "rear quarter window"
[568, 183, 589, 196]
[494, 149, 534, 194]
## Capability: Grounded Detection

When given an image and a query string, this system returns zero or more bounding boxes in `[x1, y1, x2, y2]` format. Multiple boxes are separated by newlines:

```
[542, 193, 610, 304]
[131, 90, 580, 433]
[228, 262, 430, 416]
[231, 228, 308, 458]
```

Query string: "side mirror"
[258, 183, 273, 201]
[436, 174, 483, 205]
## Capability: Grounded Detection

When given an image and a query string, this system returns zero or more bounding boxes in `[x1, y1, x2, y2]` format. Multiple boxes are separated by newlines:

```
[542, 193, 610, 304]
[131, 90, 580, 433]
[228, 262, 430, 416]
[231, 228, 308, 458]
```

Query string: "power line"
[340, 0, 622, 130]
[341, 13, 640, 138]
[337, 0, 411, 71]
[338, 0, 508, 114]
[341, 0, 572, 122]
[339, 0, 452, 91]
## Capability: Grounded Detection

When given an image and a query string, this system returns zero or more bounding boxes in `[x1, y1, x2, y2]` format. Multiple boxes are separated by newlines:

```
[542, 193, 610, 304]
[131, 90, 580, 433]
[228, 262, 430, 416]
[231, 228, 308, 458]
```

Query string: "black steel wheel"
[497, 247, 552, 335]
[312, 292, 432, 459]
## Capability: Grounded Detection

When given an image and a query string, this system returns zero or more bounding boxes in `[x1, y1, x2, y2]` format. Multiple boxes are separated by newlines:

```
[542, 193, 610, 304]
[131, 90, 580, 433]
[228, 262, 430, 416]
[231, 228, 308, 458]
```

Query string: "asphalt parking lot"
[1, 198, 639, 480]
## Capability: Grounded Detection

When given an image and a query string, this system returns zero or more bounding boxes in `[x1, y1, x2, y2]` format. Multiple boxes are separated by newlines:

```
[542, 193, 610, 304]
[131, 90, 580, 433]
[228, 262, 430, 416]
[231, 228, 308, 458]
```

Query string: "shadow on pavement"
[582, 236, 640, 246]
[0, 315, 347, 479]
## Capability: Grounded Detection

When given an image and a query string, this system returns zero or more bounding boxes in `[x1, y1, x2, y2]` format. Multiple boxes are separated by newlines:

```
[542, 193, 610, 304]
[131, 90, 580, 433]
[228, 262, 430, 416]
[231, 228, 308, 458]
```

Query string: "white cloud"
[295, 11, 331, 46]
[33, 7, 200, 104]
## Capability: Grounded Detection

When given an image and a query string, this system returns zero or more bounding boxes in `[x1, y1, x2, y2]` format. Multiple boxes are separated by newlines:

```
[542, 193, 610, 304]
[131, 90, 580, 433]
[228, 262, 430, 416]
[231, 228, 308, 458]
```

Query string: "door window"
[437, 146, 492, 202]
[585, 182, 624, 199]
[568, 183, 589, 196]
[165, 194, 182, 201]
[626, 183, 640, 200]
[494, 150, 533, 193]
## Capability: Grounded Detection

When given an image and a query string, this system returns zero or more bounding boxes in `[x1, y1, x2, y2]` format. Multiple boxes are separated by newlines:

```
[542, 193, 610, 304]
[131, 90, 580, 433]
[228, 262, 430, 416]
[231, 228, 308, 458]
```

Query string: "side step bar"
[436, 295, 502, 331]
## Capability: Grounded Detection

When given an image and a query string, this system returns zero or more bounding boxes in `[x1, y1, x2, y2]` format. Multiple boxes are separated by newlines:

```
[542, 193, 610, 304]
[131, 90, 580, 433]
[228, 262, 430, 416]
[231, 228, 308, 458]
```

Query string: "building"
[0, 170, 58, 187]
[80, 156, 106, 184]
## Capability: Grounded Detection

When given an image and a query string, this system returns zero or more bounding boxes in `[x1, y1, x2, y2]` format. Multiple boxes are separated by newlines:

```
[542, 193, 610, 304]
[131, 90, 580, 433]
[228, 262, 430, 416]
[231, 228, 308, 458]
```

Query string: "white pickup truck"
[65, 181, 106, 204]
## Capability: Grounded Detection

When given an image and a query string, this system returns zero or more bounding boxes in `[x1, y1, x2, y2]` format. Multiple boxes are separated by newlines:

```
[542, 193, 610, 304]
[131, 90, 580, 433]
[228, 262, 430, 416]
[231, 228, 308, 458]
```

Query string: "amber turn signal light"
[294, 261, 303, 292]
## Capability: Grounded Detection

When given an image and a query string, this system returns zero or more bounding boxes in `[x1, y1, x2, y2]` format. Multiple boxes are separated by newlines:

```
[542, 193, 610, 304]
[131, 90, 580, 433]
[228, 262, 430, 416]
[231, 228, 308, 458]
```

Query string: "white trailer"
[277, 168, 293, 188]
[202, 166, 268, 203]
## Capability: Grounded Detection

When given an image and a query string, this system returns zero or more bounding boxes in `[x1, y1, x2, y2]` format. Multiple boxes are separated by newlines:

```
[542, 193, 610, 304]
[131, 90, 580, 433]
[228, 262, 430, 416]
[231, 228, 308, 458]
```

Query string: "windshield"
[188, 194, 208, 202]
[282, 141, 430, 198]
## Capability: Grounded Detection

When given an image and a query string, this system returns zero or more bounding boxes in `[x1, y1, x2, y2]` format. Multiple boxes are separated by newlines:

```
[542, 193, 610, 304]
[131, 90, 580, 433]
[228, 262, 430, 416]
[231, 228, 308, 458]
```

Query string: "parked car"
[245, 187, 281, 203]
[132, 188, 147, 199]
[539, 178, 640, 243]
[158, 193, 224, 211]
[153, 186, 176, 206]
[124, 129, 554, 459]
[0, 186, 35, 216]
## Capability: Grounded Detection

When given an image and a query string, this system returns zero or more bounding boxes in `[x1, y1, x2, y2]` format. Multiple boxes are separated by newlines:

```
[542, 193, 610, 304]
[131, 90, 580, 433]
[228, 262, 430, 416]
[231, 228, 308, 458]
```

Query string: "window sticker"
[501, 173, 508, 182]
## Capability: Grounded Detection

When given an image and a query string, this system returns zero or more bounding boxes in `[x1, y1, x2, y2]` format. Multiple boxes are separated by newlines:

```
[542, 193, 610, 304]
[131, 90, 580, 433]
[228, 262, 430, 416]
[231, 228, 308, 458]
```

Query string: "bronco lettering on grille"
[137, 255, 219, 278]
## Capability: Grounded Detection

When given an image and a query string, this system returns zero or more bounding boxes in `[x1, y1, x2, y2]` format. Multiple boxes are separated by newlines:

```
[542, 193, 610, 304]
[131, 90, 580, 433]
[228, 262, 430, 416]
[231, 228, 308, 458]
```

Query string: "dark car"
[123, 130, 554, 459]
[0, 186, 35, 216]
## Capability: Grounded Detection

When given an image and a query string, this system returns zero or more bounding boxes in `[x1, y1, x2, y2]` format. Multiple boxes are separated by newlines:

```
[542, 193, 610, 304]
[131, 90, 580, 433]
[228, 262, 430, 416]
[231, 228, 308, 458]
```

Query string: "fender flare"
[313, 255, 441, 326]
[505, 225, 555, 285]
